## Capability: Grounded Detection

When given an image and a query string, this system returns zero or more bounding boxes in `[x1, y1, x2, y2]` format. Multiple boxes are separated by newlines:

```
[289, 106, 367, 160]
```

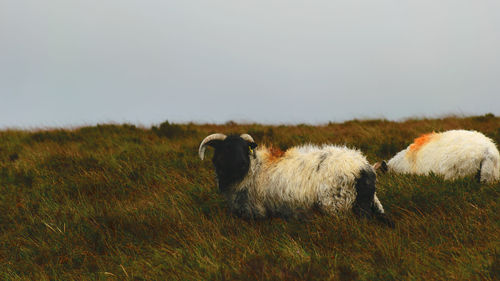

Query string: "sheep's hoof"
[375, 213, 395, 228]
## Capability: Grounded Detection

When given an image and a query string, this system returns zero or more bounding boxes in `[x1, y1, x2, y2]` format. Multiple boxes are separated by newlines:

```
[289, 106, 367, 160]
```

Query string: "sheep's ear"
[246, 141, 257, 157]
[248, 142, 258, 149]
[240, 134, 257, 155]
[374, 161, 388, 173]
[380, 161, 388, 173]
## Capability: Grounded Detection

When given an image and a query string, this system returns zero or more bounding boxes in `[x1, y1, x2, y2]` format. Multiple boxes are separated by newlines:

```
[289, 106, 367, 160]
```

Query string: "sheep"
[376, 130, 500, 183]
[199, 133, 393, 226]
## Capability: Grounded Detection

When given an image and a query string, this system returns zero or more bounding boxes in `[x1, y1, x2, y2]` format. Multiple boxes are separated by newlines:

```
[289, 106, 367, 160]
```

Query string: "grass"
[0, 115, 499, 280]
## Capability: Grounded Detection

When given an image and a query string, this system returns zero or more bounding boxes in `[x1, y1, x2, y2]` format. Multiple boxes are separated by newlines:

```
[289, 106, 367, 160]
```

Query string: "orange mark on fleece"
[409, 132, 436, 152]
[266, 146, 286, 163]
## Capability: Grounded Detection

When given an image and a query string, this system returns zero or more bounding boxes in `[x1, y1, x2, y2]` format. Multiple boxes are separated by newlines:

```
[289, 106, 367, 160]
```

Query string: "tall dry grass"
[0, 115, 498, 280]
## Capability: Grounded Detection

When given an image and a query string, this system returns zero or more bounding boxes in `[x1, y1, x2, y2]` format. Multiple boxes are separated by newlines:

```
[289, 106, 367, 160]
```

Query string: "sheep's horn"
[240, 134, 255, 143]
[199, 133, 227, 160]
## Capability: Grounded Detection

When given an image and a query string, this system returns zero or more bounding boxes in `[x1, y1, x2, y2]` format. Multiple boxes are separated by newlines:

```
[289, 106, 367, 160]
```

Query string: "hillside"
[0, 115, 499, 280]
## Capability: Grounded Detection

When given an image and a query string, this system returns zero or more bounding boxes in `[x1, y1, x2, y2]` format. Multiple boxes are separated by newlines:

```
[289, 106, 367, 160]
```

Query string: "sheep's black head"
[199, 134, 258, 192]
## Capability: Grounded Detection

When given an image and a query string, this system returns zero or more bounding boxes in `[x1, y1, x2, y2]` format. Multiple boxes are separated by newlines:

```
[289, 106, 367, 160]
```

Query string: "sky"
[1, 0, 499, 128]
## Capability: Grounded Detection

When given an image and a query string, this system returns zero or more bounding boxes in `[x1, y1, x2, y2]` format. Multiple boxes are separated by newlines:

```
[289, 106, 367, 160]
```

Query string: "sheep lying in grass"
[199, 133, 393, 226]
[376, 130, 500, 183]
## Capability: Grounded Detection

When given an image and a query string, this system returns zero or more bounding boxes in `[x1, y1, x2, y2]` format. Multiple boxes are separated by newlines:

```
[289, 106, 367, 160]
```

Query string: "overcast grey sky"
[1, 0, 499, 128]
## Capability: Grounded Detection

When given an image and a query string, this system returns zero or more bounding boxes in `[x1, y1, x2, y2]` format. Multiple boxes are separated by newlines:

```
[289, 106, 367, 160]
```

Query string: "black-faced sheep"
[199, 133, 393, 226]
[376, 130, 499, 183]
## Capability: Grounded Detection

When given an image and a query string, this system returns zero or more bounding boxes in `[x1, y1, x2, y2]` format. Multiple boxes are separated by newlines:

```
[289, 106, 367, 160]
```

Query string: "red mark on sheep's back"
[409, 132, 436, 152]
[267, 146, 286, 163]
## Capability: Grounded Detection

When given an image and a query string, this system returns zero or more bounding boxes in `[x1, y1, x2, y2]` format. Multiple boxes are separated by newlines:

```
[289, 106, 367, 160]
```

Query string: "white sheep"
[199, 133, 393, 225]
[379, 130, 499, 183]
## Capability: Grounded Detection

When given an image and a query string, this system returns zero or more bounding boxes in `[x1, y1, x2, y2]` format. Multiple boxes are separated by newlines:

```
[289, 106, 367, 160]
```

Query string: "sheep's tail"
[479, 148, 500, 184]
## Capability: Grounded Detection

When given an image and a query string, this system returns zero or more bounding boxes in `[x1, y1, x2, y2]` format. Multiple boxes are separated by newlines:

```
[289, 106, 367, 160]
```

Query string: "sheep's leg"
[353, 168, 394, 227]
[372, 193, 385, 214]
[476, 160, 483, 183]
[353, 168, 376, 217]
[479, 153, 500, 184]
[230, 189, 267, 219]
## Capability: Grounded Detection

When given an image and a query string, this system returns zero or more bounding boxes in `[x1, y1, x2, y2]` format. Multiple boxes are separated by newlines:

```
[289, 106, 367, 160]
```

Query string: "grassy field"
[0, 115, 499, 280]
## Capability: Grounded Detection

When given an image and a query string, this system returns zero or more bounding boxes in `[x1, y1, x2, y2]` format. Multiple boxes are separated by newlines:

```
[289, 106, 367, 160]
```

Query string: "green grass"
[0, 115, 499, 280]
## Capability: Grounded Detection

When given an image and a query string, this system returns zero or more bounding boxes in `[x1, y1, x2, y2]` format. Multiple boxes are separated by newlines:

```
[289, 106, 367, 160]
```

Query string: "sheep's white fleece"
[228, 144, 384, 218]
[387, 130, 500, 183]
